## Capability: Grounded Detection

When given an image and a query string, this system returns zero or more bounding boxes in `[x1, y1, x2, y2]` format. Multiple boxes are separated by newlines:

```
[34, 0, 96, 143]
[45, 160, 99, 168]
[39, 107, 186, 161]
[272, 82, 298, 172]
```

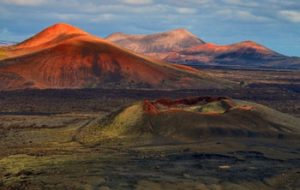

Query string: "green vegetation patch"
[0, 48, 7, 59]
[192, 101, 228, 114]
[0, 154, 75, 174]
[77, 103, 145, 145]
[0, 154, 73, 187]
[104, 103, 144, 134]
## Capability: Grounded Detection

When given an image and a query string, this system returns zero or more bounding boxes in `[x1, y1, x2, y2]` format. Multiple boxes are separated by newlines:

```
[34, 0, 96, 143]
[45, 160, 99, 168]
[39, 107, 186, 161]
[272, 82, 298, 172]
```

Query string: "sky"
[0, 0, 299, 56]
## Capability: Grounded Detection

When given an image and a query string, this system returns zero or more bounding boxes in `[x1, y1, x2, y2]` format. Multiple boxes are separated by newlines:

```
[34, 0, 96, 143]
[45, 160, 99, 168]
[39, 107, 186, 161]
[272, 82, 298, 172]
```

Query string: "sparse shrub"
[239, 81, 246, 87]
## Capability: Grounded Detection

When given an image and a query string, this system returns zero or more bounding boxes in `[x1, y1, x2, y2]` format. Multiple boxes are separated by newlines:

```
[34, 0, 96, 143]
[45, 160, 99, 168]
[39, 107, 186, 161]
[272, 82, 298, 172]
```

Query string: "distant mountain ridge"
[0, 23, 234, 91]
[0, 40, 16, 46]
[106, 29, 300, 70]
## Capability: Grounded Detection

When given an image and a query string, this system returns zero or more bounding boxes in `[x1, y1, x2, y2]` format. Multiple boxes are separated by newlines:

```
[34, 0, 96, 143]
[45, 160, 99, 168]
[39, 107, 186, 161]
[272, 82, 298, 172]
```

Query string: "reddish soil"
[154, 96, 229, 106]
[143, 96, 236, 114]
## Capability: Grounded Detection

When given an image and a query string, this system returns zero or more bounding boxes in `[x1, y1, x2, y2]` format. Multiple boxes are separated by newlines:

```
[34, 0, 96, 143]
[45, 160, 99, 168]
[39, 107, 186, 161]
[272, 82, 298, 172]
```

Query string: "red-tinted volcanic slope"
[106, 30, 300, 69]
[16, 23, 88, 49]
[0, 23, 234, 90]
[166, 41, 282, 65]
[1, 23, 89, 59]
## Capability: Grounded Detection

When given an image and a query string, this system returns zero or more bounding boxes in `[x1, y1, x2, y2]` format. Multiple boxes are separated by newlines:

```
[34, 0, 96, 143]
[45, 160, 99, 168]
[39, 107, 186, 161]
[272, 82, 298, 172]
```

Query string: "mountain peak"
[238, 40, 260, 46]
[106, 28, 205, 53]
[105, 32, 131, 41]
[170, 28, 191, 34]
[234, 40, 279, 55]
[43, 23, 87, 34]
[16, 23, 88, 49]
[165, 28, 199, 39]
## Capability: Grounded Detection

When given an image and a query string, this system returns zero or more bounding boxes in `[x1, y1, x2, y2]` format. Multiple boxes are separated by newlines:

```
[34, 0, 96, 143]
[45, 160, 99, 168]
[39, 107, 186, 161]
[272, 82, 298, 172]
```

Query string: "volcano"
[106, 30, 300, 69]
[77, 96, 300, 146]
[16, 23, 88, 49]
[0, 23, 234, 90]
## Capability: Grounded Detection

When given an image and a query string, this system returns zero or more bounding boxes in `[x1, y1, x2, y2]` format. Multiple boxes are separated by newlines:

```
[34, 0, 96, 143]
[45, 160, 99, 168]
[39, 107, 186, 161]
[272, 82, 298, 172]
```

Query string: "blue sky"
[0, 0, 299, 56]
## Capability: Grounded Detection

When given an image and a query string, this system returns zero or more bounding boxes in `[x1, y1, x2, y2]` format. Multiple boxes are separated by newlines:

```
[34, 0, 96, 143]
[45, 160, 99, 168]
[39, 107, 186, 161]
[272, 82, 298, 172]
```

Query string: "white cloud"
[90, 14, 119, 23]
[50, 13, 81, 21]
[217, 9, 270, 22]
[224, 0, 259, 7]
[0, 28, 10, 36]
[55, 2, 168, 15]
[0, 0, 46, 6]
[279, 10, 300, 23]
[176, 7, 197, 14]
[237, 11, 270, 21]
[120, 0, 153, 5]
[0, 27, 30, 41]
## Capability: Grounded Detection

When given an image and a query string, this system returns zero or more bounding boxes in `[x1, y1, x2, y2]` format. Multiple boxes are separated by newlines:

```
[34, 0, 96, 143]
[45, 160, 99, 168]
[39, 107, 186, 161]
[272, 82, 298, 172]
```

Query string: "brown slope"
[165, 41, 282, 65]
[0, 24, 234, 90]
[106, 28, 205, 53]
[106, 30, 300, 69]
[182, 41, 278, 56]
